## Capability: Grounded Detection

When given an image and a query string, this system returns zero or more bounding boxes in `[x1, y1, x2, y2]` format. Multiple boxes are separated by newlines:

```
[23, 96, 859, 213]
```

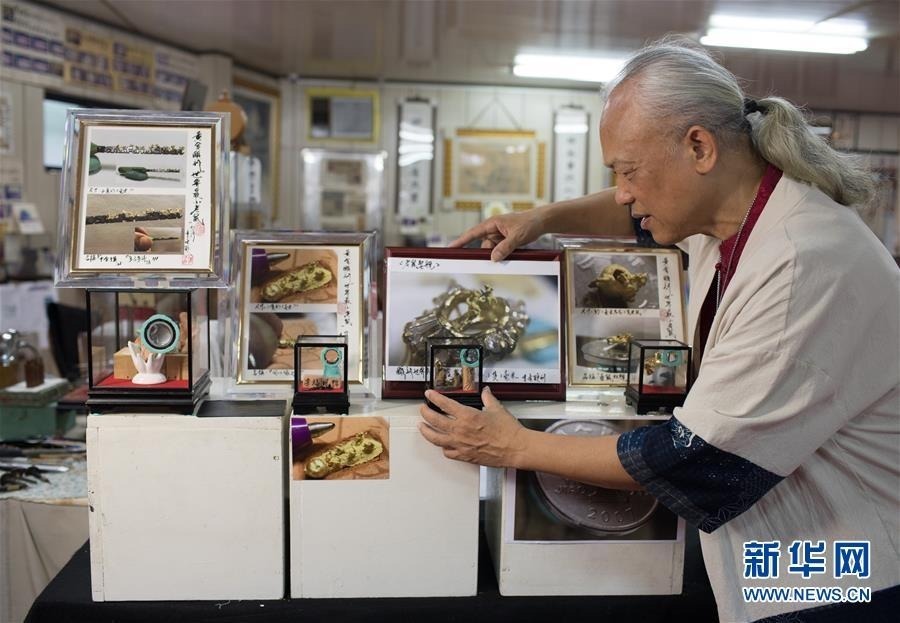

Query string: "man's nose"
[614, 185, 634, 207]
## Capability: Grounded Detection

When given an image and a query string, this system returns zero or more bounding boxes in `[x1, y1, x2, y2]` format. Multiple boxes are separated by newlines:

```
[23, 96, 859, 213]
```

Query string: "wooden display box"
[112, 347, 189, 381]
[87, 413, 284, 601]
[289, 404, 480, 597]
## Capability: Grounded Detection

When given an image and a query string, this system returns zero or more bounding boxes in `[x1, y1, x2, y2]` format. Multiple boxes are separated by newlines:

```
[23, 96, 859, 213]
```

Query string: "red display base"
[95, 376, 190, 391]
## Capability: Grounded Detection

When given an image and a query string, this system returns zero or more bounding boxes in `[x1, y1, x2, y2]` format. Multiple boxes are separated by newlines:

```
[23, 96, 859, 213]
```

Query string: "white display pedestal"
[87, 413, 284, 601]
[289, 401, 480, 598]
[484, 395, 686, 596]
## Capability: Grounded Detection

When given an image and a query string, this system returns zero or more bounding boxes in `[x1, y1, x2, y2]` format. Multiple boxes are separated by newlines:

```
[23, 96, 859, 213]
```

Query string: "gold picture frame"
[443, 128, 545, 212]
[230, 231, 376, 390]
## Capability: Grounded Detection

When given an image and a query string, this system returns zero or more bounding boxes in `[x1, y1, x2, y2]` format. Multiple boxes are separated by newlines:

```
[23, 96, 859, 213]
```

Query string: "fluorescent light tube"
[703, 14, 868, 54]
[513, 53, 626, 83]
[701, 28, 868, 54]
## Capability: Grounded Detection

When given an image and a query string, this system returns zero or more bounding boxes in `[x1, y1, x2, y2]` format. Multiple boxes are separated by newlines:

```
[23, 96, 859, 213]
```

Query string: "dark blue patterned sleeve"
[616, 417, 783, 533]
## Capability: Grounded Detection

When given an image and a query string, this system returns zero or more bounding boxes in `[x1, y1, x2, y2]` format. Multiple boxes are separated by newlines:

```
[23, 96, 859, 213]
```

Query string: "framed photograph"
[56, 109, 229, 287]
[384, 248, 564, 400]
[233, 77, 281, 223]
[443, 129, 546, 212]
[300, 149, 386, 232]
[229, 231, 376, 391]
[306, 87, 379, 143]
[564, 247, 686, 387]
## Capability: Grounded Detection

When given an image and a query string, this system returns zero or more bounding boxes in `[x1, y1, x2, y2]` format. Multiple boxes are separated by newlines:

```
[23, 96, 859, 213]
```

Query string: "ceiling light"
[702, 14, 868, 54]
[513, 53, 627, 83]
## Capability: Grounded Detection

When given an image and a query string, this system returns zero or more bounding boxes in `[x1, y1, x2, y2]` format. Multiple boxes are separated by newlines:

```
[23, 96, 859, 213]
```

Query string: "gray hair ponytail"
[606, 39, 875, 207]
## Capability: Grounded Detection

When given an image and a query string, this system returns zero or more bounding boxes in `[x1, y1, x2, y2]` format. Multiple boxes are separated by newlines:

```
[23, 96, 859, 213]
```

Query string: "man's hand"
[418, 387, 530, 467]
[448, 211, 546, 262]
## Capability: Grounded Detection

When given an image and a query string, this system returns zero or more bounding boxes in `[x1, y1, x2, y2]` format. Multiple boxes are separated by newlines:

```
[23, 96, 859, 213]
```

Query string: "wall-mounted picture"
[384, 248, 564, 400]
[306, 87, 379, 142]
[233, 77, 280, 223]
[565, 247, 686, 387]
[291, 416, 389, 481]
[300, 148, 386, 232]
[58, 110, 228, 284]
[444, 129, 545, 212]
[508, 419, 678, 542]
[231, 232, 375, 386]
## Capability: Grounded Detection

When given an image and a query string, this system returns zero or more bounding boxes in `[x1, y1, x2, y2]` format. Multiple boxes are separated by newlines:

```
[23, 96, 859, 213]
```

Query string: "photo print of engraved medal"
[513, 419, 677, 541]
[536, 420, 657, 535]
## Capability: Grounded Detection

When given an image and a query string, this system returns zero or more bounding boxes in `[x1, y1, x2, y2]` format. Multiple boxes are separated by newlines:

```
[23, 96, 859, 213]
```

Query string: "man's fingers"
[490, 238, 515, 262]
[418, 421, 453, 448]
[419, 402, 453, 430]
[424, 389, 475, 417]
[480, 238, 495, 249]
[481, 386, 503, 410]
[448, 221, 495, 248]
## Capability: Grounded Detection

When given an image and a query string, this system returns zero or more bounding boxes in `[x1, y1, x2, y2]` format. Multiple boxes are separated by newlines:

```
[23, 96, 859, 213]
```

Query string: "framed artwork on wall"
[229, 231, 376, 392]
[56, 109, 229, 287]
[443, 128, 546, 213]
[232, 77, 281, 223]
[300, 148, 386, 232]
[306, 87, 379, 143]
[383, 247, 564, 400]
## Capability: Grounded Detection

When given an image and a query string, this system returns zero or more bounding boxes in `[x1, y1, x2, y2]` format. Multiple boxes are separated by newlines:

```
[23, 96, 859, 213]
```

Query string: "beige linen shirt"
[674, 176, 900, 622]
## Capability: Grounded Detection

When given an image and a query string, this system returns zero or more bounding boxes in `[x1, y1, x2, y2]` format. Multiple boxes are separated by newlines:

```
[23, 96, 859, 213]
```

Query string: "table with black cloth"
[26, 520, 718, 623]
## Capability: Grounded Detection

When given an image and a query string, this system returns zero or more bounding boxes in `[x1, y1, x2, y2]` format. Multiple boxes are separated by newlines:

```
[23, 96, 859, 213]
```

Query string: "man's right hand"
[448, 209, 546, 262]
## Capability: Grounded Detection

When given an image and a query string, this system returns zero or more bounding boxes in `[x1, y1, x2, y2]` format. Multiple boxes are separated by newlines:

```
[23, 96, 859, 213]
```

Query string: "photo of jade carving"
[85, 127, 187, 189]
[291, 416, 389, 481]
[249, 247, 338, 305]
[235, 238, 367, 386]
[513, 419, 677, 542]
[83, 194, 185, 255]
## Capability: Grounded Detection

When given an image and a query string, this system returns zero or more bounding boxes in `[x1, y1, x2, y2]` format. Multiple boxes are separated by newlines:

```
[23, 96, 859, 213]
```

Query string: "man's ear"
[683, 125, 717, 174]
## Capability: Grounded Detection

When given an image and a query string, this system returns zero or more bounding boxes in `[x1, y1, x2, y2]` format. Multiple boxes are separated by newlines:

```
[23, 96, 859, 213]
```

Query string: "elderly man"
[419, 40, 899, 622]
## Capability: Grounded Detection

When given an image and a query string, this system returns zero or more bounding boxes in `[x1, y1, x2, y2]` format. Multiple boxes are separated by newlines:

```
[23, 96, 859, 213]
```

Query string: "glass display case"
[85, 288, 210, 413]
[625, 339, 692, 415]
[427, 337, 484, 411]
[293, 334, 349, 415]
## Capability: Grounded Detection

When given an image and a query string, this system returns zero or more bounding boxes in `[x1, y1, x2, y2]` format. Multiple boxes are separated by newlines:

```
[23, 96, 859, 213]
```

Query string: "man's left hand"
[418, 386, 529, 468]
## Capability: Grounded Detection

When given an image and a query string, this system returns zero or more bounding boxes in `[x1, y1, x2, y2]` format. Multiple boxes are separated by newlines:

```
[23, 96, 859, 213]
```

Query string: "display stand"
[484, 400, 685, 596]
[87, 405, 285, 601]
[289, 401, 480, 597]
